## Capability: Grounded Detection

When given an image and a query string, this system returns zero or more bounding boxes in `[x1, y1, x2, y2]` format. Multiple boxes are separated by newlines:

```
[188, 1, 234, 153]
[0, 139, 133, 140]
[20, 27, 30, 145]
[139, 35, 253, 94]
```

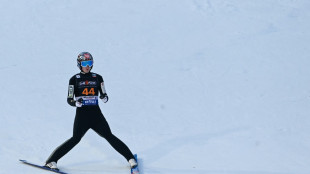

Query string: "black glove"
[100, 93, 109, 103]
[76, 98, 83, 107]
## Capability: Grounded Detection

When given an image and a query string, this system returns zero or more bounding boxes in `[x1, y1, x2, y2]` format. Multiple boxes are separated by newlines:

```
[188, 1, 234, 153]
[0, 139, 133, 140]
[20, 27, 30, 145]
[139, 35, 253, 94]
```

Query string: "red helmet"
[77, 52, 93, 70]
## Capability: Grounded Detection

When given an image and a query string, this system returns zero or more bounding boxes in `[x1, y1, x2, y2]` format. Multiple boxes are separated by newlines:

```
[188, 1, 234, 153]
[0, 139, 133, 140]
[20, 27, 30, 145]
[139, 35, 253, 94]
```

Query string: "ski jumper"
[46, 72, 134, 163]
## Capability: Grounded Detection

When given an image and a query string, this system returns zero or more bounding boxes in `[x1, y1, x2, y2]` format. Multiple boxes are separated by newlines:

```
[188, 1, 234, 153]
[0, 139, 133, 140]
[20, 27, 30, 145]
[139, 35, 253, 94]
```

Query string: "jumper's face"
[81, 60, 93, 73]
[82, 66, 91, 73]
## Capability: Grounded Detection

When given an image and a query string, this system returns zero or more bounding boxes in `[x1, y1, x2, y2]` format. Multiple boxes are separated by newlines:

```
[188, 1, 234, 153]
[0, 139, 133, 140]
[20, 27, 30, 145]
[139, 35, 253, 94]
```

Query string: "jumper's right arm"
[67, 77, 76, 107]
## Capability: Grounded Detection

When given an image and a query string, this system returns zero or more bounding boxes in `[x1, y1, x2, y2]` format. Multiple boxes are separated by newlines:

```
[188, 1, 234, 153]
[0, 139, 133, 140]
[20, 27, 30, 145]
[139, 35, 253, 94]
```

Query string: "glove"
[76, 98, 83, 107]
[100, 93, 109, 103]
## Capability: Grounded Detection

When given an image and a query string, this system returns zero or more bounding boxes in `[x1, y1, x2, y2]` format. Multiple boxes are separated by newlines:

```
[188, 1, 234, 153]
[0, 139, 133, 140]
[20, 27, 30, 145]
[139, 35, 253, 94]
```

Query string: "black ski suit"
[46, 72, 134, 163]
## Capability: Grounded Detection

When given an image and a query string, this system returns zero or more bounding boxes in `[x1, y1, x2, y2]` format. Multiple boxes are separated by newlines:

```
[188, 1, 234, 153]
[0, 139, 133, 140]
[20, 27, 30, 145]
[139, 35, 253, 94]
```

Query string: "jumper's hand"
[76, 98, 83, 107]
[100, 93, 109, 103]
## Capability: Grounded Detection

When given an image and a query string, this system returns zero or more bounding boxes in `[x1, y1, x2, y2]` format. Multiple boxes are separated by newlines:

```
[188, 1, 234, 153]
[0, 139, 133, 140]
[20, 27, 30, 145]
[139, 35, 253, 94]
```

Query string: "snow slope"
[1, 0, 310, 174]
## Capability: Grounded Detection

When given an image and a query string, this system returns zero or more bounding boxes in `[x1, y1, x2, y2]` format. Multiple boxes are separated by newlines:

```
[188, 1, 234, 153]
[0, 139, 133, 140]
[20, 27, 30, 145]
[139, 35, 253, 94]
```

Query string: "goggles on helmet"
[81, 60, 93, 67]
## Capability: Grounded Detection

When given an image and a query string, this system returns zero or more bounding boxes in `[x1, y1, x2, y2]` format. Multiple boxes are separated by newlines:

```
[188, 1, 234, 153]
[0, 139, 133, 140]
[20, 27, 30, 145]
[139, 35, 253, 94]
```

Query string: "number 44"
[82, 88, 95, 95]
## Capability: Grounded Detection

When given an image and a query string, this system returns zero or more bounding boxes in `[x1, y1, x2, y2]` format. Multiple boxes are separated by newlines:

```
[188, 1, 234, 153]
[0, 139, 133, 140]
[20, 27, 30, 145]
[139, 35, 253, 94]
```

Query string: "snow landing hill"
[1, 0, 310, 174]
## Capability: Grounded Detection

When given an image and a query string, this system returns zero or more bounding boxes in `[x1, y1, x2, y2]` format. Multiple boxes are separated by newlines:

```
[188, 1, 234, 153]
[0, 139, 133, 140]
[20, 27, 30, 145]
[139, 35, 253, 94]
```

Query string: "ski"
[20, 155, 139, 174]
[131, 154, 140, 174]
[19, 160, 68, 174]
